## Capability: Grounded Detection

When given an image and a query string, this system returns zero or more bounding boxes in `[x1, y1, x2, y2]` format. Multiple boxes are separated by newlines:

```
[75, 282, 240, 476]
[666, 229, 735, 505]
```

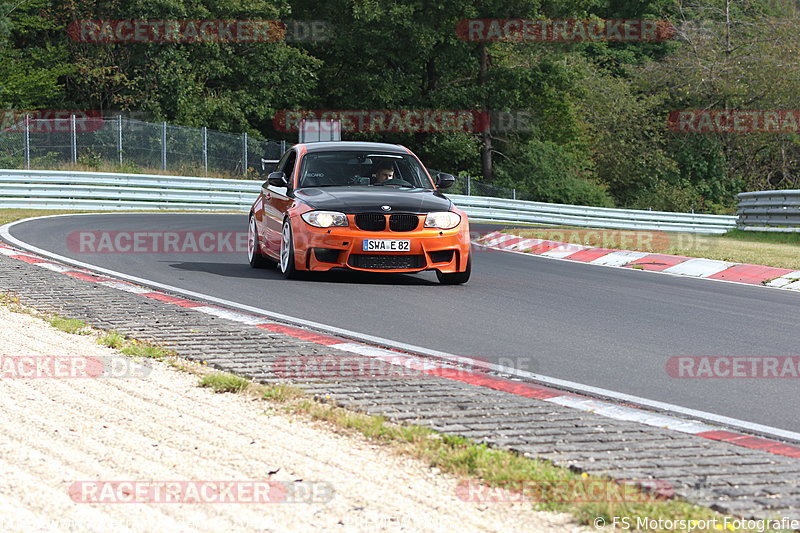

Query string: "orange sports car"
[247, 141, 471, 284]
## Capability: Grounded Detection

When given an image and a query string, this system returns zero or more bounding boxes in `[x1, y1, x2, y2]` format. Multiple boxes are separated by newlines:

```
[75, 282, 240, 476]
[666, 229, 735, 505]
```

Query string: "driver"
[372, 162, 395, 184]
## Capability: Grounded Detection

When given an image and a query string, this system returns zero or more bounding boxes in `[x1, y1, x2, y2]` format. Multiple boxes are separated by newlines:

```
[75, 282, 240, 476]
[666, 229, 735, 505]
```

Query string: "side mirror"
[267, 171, 288, 187]
[436, 173, 456, 189]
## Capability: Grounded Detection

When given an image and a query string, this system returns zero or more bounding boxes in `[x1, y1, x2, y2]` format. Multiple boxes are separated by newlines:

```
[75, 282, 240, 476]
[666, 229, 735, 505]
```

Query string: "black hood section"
[295, 186, 453, 214]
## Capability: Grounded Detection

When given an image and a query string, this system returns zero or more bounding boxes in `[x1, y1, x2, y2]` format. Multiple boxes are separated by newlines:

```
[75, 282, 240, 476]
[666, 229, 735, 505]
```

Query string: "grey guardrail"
[0, 169, 261, 212]
[448, 194, 735, 234]
[0, 169, 736, 233]
[736, 190, 800, 232]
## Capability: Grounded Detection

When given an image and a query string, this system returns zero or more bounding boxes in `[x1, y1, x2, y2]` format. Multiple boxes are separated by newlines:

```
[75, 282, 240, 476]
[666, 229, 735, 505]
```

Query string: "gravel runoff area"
[0, 305, 586, 533]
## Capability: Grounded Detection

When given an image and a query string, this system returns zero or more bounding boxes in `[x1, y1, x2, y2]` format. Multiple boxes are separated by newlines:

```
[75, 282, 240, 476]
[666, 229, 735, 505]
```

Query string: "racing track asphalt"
[6, 213, 800, 434]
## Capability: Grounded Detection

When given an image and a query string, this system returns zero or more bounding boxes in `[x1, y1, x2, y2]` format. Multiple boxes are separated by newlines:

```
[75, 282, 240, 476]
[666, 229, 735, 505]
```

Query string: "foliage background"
[2, 0, 799, 213]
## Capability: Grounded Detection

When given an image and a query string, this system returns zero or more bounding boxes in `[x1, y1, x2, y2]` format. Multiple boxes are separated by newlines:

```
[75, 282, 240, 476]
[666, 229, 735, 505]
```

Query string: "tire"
[436, 255, 471, 285]
[279, 217, 299, 279]
[248, 216, 274, 268]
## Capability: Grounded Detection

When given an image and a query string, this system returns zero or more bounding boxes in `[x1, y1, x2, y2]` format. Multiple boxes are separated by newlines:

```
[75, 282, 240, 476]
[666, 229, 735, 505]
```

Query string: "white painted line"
[4, 215, 800, 444]
[589, 250, 649, 267]
[662, 258, 736, 278]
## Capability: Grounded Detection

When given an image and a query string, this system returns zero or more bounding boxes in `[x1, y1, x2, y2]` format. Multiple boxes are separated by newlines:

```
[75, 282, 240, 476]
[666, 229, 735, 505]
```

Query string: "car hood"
[294, 186, 453, 214]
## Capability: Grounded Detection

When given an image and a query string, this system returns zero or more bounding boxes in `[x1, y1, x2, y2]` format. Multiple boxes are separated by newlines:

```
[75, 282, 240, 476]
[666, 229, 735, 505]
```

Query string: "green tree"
[0, 0, 74, 109]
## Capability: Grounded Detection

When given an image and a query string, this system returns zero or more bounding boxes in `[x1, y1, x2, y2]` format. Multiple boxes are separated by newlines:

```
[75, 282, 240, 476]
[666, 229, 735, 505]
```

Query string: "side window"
[282, 152, 297, 188]
[272, 150, 291, 175]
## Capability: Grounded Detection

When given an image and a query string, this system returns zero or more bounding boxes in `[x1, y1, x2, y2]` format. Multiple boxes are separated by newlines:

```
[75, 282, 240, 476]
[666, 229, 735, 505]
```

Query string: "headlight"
[424, 211, 461, 229]
[301, 211, 349, 228]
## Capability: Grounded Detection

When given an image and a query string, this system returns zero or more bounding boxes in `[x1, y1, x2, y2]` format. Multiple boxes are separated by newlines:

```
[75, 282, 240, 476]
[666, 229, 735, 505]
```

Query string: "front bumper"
[292, 217, 470, 273]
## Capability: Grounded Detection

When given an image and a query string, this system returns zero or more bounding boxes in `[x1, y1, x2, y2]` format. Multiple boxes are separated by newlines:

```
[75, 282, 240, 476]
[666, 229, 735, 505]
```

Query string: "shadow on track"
[166, 261, 438, 286]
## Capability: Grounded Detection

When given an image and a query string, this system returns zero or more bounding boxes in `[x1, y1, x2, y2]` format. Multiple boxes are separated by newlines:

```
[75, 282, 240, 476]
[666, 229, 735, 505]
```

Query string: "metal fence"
[427, 170, 517, 199]
[0, 169, 738, 233]
[0, 115, 285, 177]
[737, 190, 800, 232]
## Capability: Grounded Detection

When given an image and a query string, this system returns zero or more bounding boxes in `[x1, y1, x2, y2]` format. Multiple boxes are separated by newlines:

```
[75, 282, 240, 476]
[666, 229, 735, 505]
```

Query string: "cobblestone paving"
[1, 253, 799, 520]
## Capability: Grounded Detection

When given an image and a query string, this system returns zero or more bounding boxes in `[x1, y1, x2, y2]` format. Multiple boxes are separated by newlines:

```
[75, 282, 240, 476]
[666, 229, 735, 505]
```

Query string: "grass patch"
[120, 342, 171, 360]
[0, 291, 21, 307]
[505, 225, 800, 270]
[0, 290, 37, 316]
[723, 229, 800, 245]
[261, 383, 304, 402]
[280, 399, 771, 532]
[198, 372, 249, 393]
[97, 331, 125, 349]
[48, 315, 89, 334]
[185, 369, 776, 532]
[0, 209, 100, 226]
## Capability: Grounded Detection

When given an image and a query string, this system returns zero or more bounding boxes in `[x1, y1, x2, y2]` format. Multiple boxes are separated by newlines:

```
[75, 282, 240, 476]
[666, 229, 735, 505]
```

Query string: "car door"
[262, 149, 298, 254]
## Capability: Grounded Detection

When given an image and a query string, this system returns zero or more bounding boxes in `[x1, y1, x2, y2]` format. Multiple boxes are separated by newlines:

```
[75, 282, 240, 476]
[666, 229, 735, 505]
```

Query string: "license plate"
[362, 239, 410, 252]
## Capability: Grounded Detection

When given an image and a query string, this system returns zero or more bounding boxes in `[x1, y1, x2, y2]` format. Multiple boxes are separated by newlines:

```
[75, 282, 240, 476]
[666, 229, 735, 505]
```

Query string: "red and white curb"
[1, 239, 800, 459]
[477, 231, 800, 289]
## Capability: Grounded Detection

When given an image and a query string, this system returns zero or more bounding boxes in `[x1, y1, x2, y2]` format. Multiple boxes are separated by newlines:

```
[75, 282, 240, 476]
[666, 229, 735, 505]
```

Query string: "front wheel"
[436, 255, 471, 285]
[279, 218, 299, 279]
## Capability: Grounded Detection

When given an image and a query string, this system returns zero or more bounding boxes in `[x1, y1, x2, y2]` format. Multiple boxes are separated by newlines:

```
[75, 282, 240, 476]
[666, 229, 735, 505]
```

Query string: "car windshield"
[297, 151, 434, 189]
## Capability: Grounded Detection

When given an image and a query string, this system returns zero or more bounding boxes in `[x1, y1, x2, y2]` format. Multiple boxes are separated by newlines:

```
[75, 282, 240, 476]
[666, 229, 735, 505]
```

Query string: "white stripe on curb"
[539, 243, 587, 259]
[484, 234, 517, 247]
[662, 258, 736, 278]
[549, 396, 717, 434]
[589, 250, 649, 267]
[34, 262, 75, 273]
[505, 238, 543, 251]
[330, 342, 450, 371]
[98, 281, 154, 293]
[194, 306, 271, 326]
[537, 244, 588, 259]
[766, 271, 800, 288]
